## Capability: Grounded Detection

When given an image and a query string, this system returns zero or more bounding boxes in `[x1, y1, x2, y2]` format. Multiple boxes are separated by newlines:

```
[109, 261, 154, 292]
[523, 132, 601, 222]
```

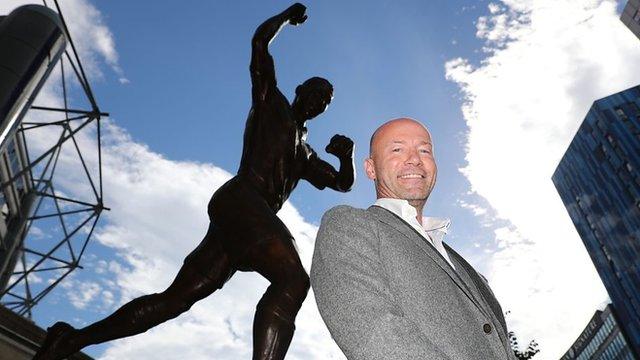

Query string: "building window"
[593, 145, 606, 162]
[605, 133, 617, 147]
[597, 119, 607, 131]
[625, 162, 633, 173]
[615, 108, 629, 122]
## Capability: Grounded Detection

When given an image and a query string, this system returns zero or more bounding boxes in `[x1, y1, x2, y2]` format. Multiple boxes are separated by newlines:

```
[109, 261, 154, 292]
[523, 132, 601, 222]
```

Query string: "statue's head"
[293, 77, 333, 120]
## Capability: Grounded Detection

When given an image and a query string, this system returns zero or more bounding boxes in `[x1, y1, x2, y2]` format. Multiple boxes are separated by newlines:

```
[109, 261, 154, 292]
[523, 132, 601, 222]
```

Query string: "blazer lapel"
[367, 206, 490, 319]
[445, 244, 510, 347]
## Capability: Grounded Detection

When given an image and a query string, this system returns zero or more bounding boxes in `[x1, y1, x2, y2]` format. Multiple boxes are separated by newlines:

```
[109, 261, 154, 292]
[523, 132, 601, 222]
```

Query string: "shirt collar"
[374, 198, 451, 234]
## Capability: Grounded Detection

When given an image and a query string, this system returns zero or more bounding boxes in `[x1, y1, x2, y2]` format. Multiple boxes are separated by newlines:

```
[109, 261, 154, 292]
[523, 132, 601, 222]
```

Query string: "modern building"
[561, 304, 637, 360]
[621, 0, 640, 40]
[552, 85, 640, 355]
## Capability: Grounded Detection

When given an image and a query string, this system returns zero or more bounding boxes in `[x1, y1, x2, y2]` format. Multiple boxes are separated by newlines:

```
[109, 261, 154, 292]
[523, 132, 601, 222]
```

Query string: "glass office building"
[552, 85, 640, 355]
[561, 304, 637, 360]
[621, 0, 640, 40]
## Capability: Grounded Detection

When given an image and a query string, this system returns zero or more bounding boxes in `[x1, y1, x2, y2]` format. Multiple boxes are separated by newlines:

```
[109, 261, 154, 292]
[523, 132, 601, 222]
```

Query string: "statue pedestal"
[0, 305, 92, 359]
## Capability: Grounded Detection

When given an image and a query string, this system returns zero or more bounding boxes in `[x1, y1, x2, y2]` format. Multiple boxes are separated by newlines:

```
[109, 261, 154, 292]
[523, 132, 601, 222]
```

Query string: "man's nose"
[405, 148, 422, 165]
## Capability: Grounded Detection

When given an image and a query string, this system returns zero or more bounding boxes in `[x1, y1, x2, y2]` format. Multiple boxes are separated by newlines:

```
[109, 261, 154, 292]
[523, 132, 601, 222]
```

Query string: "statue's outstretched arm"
[250, 3, 307, 102]
[303, 135, 355, 192]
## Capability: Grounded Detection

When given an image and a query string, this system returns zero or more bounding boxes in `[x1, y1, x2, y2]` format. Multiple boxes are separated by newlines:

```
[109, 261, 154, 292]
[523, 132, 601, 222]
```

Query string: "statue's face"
[364, 119, 437, 205]
[296, 83, 333, 120]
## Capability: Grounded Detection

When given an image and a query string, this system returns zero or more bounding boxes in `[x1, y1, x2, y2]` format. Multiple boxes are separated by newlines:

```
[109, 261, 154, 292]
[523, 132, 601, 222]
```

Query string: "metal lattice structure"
[0, 0, 108, 318]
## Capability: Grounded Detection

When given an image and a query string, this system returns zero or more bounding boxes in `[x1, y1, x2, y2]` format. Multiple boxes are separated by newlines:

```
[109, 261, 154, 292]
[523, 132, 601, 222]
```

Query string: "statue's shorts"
[183, 175, 302, 284]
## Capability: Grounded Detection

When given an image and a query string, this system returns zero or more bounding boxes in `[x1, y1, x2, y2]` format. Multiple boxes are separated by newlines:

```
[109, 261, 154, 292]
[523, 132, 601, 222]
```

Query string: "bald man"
[311, 118, 516, 359]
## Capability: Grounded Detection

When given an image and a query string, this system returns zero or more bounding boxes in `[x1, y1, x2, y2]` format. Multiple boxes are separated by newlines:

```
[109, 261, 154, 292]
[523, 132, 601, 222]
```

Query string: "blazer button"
[483, 323, 492, 334]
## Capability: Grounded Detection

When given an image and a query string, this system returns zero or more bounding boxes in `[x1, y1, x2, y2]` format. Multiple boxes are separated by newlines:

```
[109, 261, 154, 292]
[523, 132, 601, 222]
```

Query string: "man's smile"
[398, 173, 425, 179]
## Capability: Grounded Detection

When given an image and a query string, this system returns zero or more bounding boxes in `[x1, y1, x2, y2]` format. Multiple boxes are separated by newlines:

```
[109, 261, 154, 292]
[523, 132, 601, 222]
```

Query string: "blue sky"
[3, 1, 640, 359]
[98, 0, 482, 218]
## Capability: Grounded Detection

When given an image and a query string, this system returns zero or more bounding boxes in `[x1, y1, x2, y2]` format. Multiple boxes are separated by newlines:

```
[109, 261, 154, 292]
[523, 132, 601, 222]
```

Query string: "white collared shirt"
[374, 198, 455, 269]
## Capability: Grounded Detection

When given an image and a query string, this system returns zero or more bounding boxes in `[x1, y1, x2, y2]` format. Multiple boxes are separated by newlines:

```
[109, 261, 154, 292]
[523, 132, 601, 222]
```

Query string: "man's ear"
[364, 158, 376, 180]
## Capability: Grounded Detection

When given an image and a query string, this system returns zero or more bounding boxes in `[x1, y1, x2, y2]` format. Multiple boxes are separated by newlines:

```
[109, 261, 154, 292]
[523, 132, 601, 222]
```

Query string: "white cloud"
[66, 281, 101, 309]
[494, 226, 524, 249]
[488, 3, 503, 15]
[446, 0, 640, 358]
[57, 0, 128, 83]
[458, 198, 488, 216]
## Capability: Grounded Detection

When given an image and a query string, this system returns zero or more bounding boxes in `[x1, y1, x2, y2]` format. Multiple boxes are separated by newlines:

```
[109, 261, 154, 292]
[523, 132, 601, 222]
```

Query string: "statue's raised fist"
[287, 3, 307, 25]
[326, 134, 354, 159]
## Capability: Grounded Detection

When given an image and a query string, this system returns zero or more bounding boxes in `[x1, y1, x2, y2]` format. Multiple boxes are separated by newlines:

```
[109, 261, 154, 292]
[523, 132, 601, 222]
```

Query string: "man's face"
[365, 119, 437, 205]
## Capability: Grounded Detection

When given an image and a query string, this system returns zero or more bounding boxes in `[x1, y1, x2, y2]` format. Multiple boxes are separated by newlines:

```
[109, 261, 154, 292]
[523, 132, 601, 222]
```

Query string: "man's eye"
[420, 149, 431, 154]
[392, 148, 401, 152]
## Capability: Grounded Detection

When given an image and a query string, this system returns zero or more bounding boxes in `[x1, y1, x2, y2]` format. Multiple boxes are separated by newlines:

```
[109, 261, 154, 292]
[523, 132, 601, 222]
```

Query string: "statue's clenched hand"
[325, 134, 354, 160]
[287, 3, 307, 25]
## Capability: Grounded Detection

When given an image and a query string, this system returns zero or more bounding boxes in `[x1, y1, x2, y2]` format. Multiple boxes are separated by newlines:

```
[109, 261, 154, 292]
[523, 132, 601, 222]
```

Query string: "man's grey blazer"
[311, 205, 516, 360]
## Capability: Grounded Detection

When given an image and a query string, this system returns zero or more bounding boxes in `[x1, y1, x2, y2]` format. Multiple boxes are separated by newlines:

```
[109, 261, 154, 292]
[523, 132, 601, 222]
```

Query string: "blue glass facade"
[621, 0, 640, 40]
[561, 305, 637, 360]
[552, 85, 640, 356]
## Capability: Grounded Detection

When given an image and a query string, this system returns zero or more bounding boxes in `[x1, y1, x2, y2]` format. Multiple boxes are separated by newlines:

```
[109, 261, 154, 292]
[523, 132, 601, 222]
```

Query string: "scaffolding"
[0, 0, 108, 318]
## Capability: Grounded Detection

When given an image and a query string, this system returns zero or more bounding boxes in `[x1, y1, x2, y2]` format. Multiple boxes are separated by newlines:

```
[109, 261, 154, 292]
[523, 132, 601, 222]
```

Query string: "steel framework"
[0, 0, 108, 318]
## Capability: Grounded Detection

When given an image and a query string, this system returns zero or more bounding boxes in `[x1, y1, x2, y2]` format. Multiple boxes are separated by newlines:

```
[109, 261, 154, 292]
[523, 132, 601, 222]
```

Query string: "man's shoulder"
[321, 205, 370, 223]
[324, 204, 365, 214]
[317, 206, 379, 246]
[315, 205, 379, 254]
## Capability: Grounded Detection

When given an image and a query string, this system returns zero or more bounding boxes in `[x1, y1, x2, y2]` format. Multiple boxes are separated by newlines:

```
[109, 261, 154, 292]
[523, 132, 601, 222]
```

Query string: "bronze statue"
[34, 3, 354, 359]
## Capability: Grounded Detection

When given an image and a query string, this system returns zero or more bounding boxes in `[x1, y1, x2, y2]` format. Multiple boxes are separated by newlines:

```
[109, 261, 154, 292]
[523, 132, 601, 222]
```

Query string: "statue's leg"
[241, 223, 309, 360]
[34, 223, 234, 360]
[208, 176, 309, 359]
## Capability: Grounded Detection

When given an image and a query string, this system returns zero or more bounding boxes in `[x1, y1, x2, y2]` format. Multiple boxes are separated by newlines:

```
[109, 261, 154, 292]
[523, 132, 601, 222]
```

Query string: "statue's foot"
[33, 322, 77, 360]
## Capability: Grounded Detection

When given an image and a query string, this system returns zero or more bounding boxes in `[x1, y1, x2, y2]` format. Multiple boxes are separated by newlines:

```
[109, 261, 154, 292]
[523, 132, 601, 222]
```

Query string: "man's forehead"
[369, 118, 432, 154]
[375, 123, 431, 143]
